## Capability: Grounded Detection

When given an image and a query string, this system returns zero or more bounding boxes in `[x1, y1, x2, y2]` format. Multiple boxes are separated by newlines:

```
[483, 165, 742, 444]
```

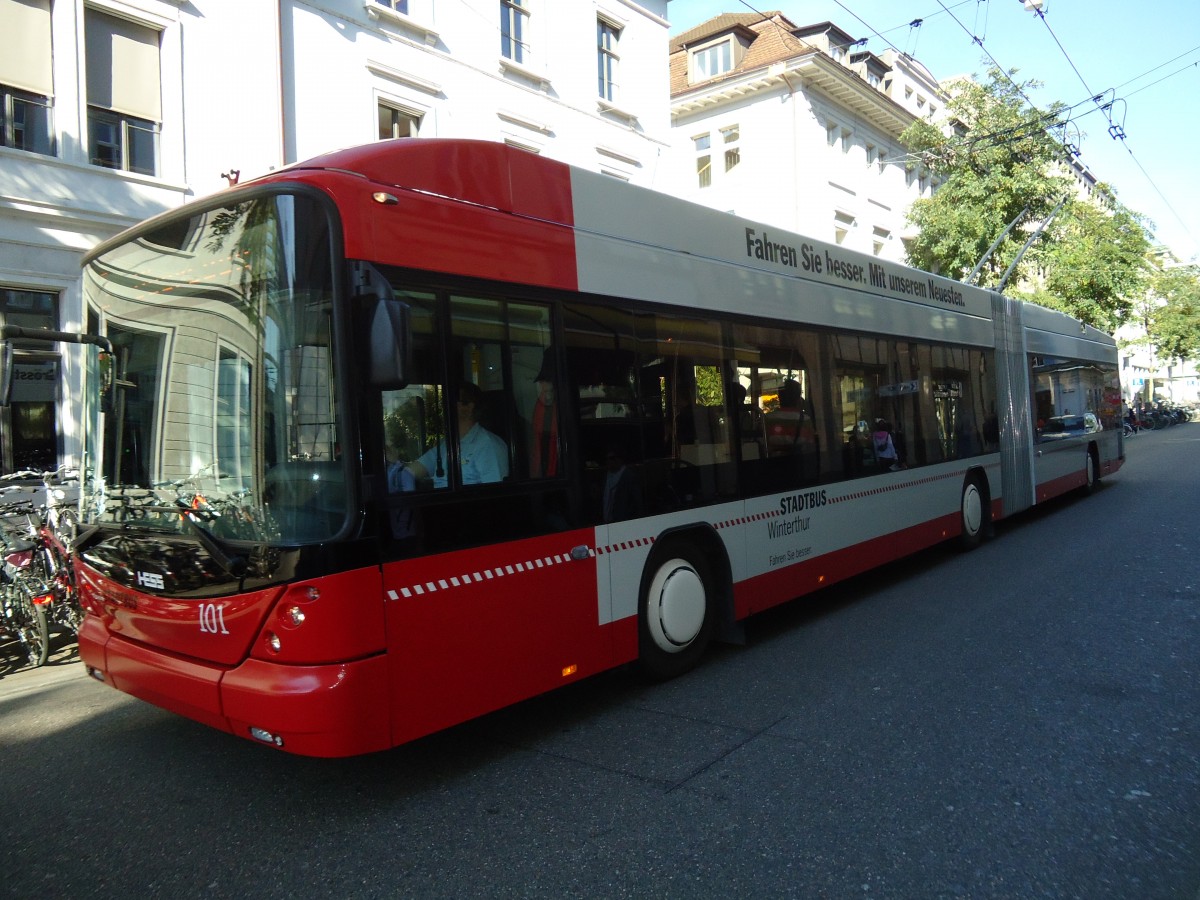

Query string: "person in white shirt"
[403, 382, 508, 489]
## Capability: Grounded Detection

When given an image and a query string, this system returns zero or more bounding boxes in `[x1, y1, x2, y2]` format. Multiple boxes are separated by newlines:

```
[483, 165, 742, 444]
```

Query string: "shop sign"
[10, 359, 58, 402]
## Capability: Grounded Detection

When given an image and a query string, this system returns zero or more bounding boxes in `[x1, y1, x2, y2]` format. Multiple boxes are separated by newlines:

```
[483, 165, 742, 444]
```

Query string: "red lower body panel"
[1036, 469, 1087, 504]
[733, 511, 961, 619]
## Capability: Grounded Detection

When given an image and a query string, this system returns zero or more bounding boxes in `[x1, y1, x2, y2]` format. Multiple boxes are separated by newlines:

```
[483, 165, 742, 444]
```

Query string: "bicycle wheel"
[4, 578, 49, 668]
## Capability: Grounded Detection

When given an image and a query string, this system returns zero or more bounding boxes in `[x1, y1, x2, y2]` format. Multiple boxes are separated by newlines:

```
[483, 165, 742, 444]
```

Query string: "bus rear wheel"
[638, 543, 713, 680]
[1083, 447, 1099, 494]
[957, 474, 988, 551]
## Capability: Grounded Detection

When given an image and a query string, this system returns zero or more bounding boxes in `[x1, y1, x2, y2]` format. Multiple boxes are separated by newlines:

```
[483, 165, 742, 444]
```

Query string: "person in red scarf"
[531, 349, 558, 477]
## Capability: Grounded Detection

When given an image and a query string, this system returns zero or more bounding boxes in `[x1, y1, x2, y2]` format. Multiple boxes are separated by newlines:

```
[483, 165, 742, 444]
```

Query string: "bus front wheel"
[638, 543, 713, 680]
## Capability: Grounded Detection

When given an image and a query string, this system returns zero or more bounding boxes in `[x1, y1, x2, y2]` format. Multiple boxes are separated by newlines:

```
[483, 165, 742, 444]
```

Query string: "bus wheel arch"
[637, 526, 728, 680]
[957, 468, 991, 551]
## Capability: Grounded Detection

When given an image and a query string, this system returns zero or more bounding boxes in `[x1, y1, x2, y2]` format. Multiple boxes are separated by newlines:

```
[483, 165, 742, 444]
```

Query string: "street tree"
[1146, 265, 1200, 364]
[1021, 194, 1153, 332]
[900, 68, 1153, 332]
[900, 67, 1070, 287]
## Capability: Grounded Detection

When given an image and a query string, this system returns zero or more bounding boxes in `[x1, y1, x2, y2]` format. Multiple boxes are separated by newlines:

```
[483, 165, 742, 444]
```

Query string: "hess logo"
[136, 571, 165, 590]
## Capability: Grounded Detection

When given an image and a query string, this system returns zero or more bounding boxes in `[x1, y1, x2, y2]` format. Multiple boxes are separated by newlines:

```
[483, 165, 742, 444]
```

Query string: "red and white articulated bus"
[74, 139, 1123, 756]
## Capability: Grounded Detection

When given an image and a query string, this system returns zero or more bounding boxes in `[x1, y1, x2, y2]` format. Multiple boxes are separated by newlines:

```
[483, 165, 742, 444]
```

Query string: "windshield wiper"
[175, 499, 248, 578]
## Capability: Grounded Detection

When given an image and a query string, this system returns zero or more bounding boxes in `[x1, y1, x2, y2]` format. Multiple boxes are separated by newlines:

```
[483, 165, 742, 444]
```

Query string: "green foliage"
[1146, 266, 1200, 363]
[695, 365, 724, 406]
[1017, 197, 1152, 331]
[901, 68, 1070, 286]
[900, 68, 1153, 332]
[385, 386, 444, 460]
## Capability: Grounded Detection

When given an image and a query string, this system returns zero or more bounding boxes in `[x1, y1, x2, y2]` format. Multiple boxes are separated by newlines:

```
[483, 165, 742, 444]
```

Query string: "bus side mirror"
[367, 298, 411, 388]
[0, 342, 12, 407]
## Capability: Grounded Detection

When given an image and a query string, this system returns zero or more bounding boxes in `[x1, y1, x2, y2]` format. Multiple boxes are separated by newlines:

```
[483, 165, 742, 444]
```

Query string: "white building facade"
[0, 0, 672, 474]
[668, 14, 946, 263]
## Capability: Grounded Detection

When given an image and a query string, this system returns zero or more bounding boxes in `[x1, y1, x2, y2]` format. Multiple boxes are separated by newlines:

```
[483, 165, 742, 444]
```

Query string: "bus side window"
[449, 296, 556, 486]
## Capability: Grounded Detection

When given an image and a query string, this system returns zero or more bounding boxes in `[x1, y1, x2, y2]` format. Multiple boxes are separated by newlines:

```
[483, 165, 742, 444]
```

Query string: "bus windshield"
[81, 189, 347, 545]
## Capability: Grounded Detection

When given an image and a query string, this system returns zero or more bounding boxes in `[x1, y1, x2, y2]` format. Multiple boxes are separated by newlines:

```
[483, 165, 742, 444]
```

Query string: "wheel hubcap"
[649, 561, 706, 652]
[962, 484, 982, 535]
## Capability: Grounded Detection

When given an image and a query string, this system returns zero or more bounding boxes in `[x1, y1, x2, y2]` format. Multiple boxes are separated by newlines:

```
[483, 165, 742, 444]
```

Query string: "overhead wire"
[1122, 57, 1200, 100]
[684, 0, 1197, 254]
[1027, 6, 1198, 251]
[1114, 44, 1200, 92]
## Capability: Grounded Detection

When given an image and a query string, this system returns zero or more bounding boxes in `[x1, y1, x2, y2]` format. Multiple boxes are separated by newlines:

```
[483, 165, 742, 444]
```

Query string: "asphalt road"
[2, 427, 1198, 899]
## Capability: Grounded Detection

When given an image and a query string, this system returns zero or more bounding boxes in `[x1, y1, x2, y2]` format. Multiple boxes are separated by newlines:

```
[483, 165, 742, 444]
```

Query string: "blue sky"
[668, 0, 1200, 263]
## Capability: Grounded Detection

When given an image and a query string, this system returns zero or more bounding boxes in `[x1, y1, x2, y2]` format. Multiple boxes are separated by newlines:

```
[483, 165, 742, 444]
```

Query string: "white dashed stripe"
[385, 535, 656, 601]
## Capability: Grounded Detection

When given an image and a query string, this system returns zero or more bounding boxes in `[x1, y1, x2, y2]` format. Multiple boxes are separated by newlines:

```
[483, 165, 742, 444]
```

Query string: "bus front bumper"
[79, 615, 392, 758]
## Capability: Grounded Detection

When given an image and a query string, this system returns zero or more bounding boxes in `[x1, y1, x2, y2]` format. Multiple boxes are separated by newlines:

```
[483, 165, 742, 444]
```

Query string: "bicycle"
[0, 503, 50, 668]
[0, 467, 82, 636]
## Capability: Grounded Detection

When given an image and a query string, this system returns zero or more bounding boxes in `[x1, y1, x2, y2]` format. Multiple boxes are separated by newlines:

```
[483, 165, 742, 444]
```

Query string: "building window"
[501, 0, 530, 64]
[866, 71, 881, 88]
[1, 86, 54, 155]
[216, 346, 253, 485]
[378, 102, 420, 139]
[373, 0, 408, 11]
[690, 38, 732, 81]
[0, 0, 54, 155]
[87, 109, 158, 175]
[597, 18, 620, 102]
[872, 226, 890, 256]
[85, 9, 161, 176]
[834, 211, 855, 245]
[694, 133, 711, 188]
[721, 124, 740, 173]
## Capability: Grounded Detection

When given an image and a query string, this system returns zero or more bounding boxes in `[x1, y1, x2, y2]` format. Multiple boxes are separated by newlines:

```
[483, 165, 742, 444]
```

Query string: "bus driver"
[399, 382, 509, 489]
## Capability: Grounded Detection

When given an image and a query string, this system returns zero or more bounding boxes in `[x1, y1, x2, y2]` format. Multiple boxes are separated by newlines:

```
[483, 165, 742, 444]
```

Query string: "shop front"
[1, 288, 60, 475]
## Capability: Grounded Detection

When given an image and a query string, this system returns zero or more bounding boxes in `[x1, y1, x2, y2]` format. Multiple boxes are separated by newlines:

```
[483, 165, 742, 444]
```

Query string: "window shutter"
[0, 0, 53, 96]
[86, 8, 162, 122]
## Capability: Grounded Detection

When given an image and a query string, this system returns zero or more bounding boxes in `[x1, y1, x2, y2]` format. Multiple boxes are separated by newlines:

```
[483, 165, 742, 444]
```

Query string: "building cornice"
[673, 53, 915, 136]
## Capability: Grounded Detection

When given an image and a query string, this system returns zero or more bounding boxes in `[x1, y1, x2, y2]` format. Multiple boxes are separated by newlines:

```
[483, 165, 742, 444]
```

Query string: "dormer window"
[689, 37, 733, 82]
[830, 45, 846, 62]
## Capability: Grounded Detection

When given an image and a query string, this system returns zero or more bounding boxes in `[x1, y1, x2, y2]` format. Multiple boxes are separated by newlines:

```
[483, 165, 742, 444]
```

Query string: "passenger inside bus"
[400, 382, 509, 489]
[530, 349, 558, 477]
